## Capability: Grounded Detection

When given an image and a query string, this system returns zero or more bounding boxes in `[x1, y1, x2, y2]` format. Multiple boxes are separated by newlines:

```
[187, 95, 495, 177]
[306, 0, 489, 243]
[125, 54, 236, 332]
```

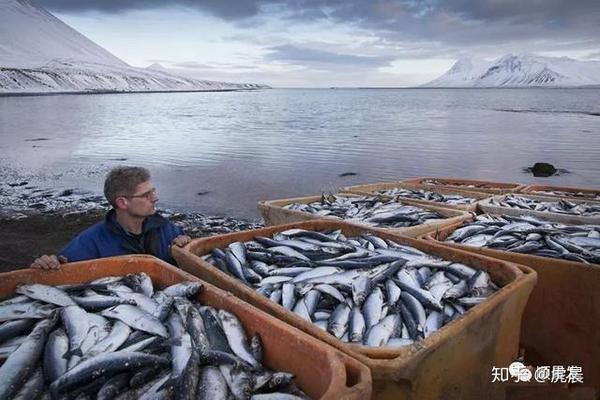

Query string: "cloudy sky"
[38, 0, 600, 87]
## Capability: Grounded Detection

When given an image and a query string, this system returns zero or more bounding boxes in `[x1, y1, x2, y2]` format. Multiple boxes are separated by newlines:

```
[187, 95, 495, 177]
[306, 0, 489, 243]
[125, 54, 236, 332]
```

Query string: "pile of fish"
[0, 275, 309, 400]
[421, 179, 498, 190]
[282, 194, 445, 228]
[164, 210, 263, 237]
[489, 194, 600, 216]
[527, 189, 600, 201]
[202, 228, 499, 347]
[445, 214, 600, 264]
[374, 188, 479, 205]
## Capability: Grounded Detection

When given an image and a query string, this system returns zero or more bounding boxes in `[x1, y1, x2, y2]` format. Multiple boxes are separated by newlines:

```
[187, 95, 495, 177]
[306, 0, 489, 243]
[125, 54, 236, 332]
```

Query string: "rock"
[530, 162, 558, 177]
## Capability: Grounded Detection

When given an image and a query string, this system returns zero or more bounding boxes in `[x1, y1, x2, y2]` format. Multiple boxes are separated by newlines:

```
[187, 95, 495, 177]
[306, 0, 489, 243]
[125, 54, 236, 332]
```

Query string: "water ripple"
[1, 88, 599, 218]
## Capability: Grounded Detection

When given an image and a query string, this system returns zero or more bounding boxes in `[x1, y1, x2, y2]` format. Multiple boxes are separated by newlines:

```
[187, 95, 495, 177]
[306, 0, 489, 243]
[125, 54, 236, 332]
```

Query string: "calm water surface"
[1, 88, 599, 219]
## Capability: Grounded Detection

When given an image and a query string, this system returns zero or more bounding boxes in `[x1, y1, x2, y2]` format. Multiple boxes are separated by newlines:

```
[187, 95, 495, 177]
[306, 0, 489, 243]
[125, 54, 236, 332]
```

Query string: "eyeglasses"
[123, 188, 157, 200]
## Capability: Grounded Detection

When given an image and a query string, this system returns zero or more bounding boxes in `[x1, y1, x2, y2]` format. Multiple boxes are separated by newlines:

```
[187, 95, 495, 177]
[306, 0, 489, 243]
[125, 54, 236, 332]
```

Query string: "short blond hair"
[104, 166, 150, 207]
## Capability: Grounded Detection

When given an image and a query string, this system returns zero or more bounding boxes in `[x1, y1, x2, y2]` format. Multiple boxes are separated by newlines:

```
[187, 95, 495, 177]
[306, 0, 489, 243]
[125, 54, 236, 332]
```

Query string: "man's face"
[123, 180, 159, 217]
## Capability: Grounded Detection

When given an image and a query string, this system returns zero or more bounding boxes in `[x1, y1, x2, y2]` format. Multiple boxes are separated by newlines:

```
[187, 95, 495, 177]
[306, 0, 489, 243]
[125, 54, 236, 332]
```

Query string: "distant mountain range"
[424, 54, 600, 87]
[0, 0, 268, 93]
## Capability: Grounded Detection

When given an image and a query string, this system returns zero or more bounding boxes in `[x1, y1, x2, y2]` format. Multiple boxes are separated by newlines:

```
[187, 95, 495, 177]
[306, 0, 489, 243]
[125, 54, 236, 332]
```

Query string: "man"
[31, 166, 191, 269]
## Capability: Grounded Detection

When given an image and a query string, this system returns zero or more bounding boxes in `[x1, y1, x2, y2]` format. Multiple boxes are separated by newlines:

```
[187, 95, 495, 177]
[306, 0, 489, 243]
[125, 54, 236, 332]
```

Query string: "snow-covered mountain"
[0, 0, 268, 93]
[424, 54, 600, 87]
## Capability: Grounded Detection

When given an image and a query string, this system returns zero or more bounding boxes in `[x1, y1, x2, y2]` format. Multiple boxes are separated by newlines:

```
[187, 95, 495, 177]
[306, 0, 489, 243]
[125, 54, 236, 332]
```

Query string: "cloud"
[36, 0, 262, 20]
[265, 44, 395, 69]
[171, 61, 216, 69]
[170, 61, 260, 70]
[37, 0, 600, 59]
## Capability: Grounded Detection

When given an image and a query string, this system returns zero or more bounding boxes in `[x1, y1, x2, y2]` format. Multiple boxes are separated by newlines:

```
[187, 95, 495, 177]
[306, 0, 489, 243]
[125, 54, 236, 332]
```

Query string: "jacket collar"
[105, 208, 169, 236]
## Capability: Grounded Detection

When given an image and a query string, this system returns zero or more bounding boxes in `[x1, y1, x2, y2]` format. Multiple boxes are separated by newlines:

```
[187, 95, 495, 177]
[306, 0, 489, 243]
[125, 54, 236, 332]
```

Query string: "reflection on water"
[1, 88, 599, 218]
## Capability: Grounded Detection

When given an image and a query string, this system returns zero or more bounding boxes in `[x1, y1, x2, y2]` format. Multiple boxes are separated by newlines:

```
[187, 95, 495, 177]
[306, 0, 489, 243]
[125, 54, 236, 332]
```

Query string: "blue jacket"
[59, 209, 184, 264]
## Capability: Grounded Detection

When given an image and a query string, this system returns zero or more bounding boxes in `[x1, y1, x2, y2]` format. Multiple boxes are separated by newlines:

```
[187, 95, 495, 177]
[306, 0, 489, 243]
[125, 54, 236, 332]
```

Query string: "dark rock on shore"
[531, 162, 557, 177]
[524, 162, 568, 177]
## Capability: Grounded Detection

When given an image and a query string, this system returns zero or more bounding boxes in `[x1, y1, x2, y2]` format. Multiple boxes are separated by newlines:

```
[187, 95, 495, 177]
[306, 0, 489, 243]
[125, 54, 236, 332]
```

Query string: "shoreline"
[0, 88, 268, 98]
[2, 87, 599, 97]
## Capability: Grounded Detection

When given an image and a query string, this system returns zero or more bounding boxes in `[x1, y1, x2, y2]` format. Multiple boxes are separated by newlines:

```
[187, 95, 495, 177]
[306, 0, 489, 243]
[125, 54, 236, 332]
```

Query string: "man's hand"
[171, 235, 192, 248]
[30, 255, 68, 270]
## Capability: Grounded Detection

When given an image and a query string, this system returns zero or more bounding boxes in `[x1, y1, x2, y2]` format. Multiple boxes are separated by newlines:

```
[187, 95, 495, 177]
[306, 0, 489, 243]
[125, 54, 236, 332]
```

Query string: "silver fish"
[366, 314, 400, 347]
[218, 310, 260, 368]
[16, 284, 75, 307]
[197, 366, 229, 400]
[62, 305, 90, 357]
[50, 351, 169, 397]
[362, 287, 384, 329]
[327, 303, 351, 339]
[348, 306, 366, 343]
[0, 316, 57, 399]
[101, 305, 168, 338]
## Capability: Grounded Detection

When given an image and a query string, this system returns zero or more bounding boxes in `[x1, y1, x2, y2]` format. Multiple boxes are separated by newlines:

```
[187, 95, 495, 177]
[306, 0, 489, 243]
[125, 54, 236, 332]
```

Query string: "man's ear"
[114, 197, 128, 210]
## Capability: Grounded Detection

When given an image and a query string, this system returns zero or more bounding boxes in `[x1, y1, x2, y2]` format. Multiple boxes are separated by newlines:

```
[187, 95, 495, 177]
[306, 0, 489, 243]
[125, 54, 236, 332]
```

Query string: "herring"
[203, 228, 499, 348]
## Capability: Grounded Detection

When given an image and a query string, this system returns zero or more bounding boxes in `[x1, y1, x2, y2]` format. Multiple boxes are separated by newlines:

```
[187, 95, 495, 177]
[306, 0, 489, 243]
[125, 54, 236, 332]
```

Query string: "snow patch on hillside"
[0, 0, 269, 93]
[424, 54, 600, 87]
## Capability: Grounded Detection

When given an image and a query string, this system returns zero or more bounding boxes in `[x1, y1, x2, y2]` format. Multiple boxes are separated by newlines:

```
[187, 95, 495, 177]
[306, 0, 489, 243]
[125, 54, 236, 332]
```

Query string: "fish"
[328, 303, 351, 339]
[204, 228, 499, 348]
[490, 194, 600, 216]
[61, 305, 91, 357]
[445, 214, 600, 265]
[375, 187, 478, 205]
[101, 304, 168, 338]
[351, 276, 371, 306]
[0, 301, 56, 322]
[12, 367, 45, 400]
[218, 310, 261, 368]
[348, 306, 366, 343]
[197, 366, 230, 399]
[220, 364, 253, 400]
[43, 327, 69, 382]
[50, 351, 170, 397]
[0, 319, 35, 343]
[123, 272, 154, 298]
[362, 287, 384, 329]
[15, 284, 75, 307]
[529, 189, 600, 201]
[72, 294, 137, 310]
[366, 314, 400, 347]
[161, 282, 203, 298]
[283, 194, 445, 228]
[0, 272, 311, 399]
[0, 315, 57, 398]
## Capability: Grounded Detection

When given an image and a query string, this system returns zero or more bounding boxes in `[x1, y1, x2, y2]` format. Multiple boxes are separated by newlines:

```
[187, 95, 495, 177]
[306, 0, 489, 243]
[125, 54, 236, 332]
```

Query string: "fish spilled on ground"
[445, 214, 600, 264]
[202, 228, 499, 347]
[0, 275, 309, 400]
[489, 194, 600, 216]
[373, 188, 478, 206]
[282, 194, 445, 228]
